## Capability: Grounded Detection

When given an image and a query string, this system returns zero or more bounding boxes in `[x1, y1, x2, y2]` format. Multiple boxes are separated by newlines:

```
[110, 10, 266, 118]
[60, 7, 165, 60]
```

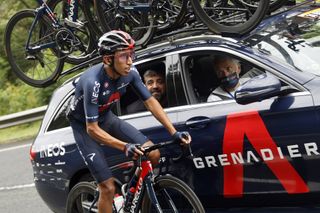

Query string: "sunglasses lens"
[117, 51, 135, 62]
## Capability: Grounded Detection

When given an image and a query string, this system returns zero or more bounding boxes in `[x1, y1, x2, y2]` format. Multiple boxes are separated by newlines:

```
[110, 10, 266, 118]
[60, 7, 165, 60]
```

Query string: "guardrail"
[0, 106, 47, 129]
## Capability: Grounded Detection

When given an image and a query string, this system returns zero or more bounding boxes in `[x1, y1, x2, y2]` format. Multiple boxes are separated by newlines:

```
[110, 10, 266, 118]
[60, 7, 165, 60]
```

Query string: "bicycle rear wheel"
[4, 9, 63, 87]
[142, 175, 205, 213]
[232, 0, 288, 13]
[94, 0, 155, 47]
[190, 0, 270, 36]
[153, 0, 188, 33]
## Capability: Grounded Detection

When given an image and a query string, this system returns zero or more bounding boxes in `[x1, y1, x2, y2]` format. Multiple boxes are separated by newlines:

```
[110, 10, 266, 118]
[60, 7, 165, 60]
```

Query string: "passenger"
[126, 69, 167, 114]
[207, 55, 259, 102]
[67, 30, 191, 212]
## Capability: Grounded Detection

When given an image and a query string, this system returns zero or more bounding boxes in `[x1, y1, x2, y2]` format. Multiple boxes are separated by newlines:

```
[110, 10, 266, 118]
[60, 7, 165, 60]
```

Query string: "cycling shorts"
[70, 111, 148, 183]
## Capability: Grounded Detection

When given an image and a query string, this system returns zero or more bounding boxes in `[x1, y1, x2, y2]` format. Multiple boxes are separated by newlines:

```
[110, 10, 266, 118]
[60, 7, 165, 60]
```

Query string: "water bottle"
[114, 194, 124, 213]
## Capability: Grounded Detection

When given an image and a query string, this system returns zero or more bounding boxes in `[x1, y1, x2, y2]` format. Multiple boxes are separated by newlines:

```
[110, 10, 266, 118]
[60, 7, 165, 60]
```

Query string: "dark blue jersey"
[71, 63, 151, 123]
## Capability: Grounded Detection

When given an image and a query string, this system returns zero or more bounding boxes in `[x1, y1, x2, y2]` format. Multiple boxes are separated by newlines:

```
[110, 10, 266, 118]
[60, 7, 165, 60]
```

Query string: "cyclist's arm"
[130, 68, 176, 136]
[144, 96, 176, 136]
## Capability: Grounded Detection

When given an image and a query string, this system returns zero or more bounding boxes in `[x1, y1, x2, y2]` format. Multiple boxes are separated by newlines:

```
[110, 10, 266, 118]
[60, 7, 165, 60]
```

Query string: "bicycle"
[66, 140, 205, 212]
[92, 0, 272, 45]
[4, 0, 96, 87]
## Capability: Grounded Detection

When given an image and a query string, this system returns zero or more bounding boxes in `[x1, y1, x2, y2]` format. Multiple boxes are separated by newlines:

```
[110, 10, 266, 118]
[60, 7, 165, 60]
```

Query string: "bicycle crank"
[55, 28, 77, 55]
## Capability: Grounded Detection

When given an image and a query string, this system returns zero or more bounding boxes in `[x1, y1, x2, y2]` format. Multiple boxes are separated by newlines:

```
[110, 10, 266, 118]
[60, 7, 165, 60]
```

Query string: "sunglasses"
[114, 50, 135, 63]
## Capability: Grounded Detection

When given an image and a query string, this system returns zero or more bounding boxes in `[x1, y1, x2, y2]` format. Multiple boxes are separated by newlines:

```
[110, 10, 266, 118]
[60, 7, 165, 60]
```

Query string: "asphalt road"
[0, 140, 51, 212]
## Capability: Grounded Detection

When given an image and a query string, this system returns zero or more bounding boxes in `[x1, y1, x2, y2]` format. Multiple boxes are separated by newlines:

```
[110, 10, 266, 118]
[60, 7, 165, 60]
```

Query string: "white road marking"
[0, 183, 35, 191]
[0, 144, 34, 192]
[0, 144, 29, 153]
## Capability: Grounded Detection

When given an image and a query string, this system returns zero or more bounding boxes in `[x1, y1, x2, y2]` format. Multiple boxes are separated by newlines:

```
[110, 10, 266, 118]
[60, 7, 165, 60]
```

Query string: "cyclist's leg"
[69, 119, 115, 212]
[100, 111, 160, 165]
[97, 178, 115, 213]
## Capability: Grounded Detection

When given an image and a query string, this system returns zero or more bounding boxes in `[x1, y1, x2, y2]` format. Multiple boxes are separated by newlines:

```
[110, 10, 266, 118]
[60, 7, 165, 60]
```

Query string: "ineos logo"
[40, 143, 66, 158]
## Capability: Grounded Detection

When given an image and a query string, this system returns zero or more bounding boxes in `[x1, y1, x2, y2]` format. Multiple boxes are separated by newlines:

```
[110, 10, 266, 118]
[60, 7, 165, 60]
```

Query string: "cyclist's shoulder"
[80, 63, 104, 81]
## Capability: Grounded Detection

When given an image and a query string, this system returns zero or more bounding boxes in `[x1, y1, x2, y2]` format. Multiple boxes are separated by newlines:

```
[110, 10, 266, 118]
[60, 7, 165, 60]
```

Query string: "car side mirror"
[235, 73, 281, 105]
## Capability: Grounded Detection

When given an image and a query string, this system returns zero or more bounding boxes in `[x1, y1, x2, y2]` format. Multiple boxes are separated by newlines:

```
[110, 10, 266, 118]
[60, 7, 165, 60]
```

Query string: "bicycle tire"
[66, 181, 98, 213]
[190, 0, 270, 36]
[4, 9, 63, 87]
[46, 0, 97, 65]
[81, 0, 104, 36]
[232, 0, 288, 13]
[94, 0, 155, 47]
[152, 0, 188, 33]
[141, 175, 205, 213]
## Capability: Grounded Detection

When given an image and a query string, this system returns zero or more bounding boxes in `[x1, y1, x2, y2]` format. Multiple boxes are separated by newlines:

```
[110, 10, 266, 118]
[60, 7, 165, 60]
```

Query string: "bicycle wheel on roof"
[94, 0, 155, 47]
[232, 0, 288, 13]
[4, 9, 63, 87]
[190, 0, 270, 36]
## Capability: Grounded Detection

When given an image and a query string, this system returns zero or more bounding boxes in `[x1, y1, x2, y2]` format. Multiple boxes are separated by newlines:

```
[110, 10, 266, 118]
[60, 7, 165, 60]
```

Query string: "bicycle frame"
[25, 2, 56, 54]
[125, 140, 187, 213]
[125, 159, 159, 213]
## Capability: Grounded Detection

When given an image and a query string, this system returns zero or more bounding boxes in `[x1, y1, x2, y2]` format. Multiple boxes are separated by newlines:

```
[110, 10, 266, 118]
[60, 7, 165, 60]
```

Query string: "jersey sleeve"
[130, 66, 152, 101]
[82, 78, 101, 123]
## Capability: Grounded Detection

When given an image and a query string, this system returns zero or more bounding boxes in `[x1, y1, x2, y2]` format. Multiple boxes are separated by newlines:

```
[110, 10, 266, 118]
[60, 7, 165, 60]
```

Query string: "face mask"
[220, 72, 239, 90]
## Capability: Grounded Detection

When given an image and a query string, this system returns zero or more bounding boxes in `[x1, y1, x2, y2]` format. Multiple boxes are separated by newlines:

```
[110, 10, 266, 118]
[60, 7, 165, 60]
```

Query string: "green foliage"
[0, 0, 74, 116]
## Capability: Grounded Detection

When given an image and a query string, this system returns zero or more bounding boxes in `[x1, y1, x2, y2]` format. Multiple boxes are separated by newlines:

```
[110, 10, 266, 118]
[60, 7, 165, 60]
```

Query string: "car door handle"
[185, 116, 211, 129]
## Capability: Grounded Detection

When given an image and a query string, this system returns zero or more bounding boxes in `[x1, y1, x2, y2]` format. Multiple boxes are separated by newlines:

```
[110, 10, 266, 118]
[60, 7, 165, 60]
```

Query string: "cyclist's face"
[214, 59, 240, 79]
[113, 49, 135, 76]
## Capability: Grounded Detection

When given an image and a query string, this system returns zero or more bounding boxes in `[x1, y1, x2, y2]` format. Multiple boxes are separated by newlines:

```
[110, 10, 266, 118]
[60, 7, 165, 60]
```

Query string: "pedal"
[64, 18, 84, 29]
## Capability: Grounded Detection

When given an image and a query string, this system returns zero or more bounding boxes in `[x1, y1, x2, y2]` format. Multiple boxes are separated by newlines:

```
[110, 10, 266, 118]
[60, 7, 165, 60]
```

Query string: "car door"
[172, 49, 320, 208]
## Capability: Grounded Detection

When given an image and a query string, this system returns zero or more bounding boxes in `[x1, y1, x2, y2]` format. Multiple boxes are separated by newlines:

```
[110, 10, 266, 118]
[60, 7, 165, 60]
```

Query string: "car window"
[182, 52, 265, 103]
[119, 59, 167, 115]
[47, 96, 71, 131]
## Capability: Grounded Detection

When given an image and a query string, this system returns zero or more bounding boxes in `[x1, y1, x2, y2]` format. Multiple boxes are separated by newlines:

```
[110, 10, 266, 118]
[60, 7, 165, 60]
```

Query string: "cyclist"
[68, 30, 191, 213]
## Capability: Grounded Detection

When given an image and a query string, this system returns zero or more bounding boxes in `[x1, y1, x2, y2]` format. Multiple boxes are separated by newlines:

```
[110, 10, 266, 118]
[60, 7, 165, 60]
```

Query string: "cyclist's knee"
[98, 178, 115, 198]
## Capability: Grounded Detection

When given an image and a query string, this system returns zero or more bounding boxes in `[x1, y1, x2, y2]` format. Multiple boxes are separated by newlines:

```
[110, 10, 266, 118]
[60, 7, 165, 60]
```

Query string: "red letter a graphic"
[223, 111, 309, 197]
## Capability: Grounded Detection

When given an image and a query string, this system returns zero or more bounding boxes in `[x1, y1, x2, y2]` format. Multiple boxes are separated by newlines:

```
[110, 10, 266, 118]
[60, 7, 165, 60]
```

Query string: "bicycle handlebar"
[143, 139, 193, 162]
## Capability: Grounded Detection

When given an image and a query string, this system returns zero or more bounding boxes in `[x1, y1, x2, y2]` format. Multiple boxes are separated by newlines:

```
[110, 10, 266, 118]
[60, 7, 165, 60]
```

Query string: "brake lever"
[171, 143, 194, 162]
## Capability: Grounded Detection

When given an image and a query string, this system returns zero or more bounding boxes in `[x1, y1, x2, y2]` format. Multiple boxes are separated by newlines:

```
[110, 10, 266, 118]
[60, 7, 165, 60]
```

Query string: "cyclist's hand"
[173, 131, 191, 145]
[124, 143, 144, 159]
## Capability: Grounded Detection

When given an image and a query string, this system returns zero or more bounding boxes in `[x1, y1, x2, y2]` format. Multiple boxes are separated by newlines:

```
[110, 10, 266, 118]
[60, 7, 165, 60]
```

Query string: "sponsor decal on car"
[193, 111, 311, 197]
[39, 142, 66, 158]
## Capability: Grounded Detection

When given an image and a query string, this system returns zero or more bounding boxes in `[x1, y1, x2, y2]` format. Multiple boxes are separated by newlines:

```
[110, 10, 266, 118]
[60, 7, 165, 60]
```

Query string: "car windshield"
[243, 6, 320, 76]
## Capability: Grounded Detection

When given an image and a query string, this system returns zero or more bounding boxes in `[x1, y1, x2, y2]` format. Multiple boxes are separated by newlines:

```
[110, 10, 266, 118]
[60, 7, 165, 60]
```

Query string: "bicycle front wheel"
[4, 9, 63, 87]
[142, 175, 205, 213]
[191, 0, 270, 36]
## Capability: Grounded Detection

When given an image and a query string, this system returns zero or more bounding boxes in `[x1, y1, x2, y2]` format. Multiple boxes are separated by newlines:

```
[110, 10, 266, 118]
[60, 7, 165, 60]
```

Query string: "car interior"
[184, 53, 262, 103]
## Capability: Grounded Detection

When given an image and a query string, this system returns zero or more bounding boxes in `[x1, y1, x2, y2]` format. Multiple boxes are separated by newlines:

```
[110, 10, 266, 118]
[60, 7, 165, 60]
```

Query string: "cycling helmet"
[98, 30, 135, 56]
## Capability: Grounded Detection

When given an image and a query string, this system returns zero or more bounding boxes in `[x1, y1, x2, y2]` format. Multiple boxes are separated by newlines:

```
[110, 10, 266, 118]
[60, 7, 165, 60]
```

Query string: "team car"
[30, 3, 320, 212]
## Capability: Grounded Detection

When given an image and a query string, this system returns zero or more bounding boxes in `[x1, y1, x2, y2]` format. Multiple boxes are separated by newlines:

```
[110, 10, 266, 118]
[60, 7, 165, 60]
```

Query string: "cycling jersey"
[69, 63, 151, 183]
[70, 63, 151, 123]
